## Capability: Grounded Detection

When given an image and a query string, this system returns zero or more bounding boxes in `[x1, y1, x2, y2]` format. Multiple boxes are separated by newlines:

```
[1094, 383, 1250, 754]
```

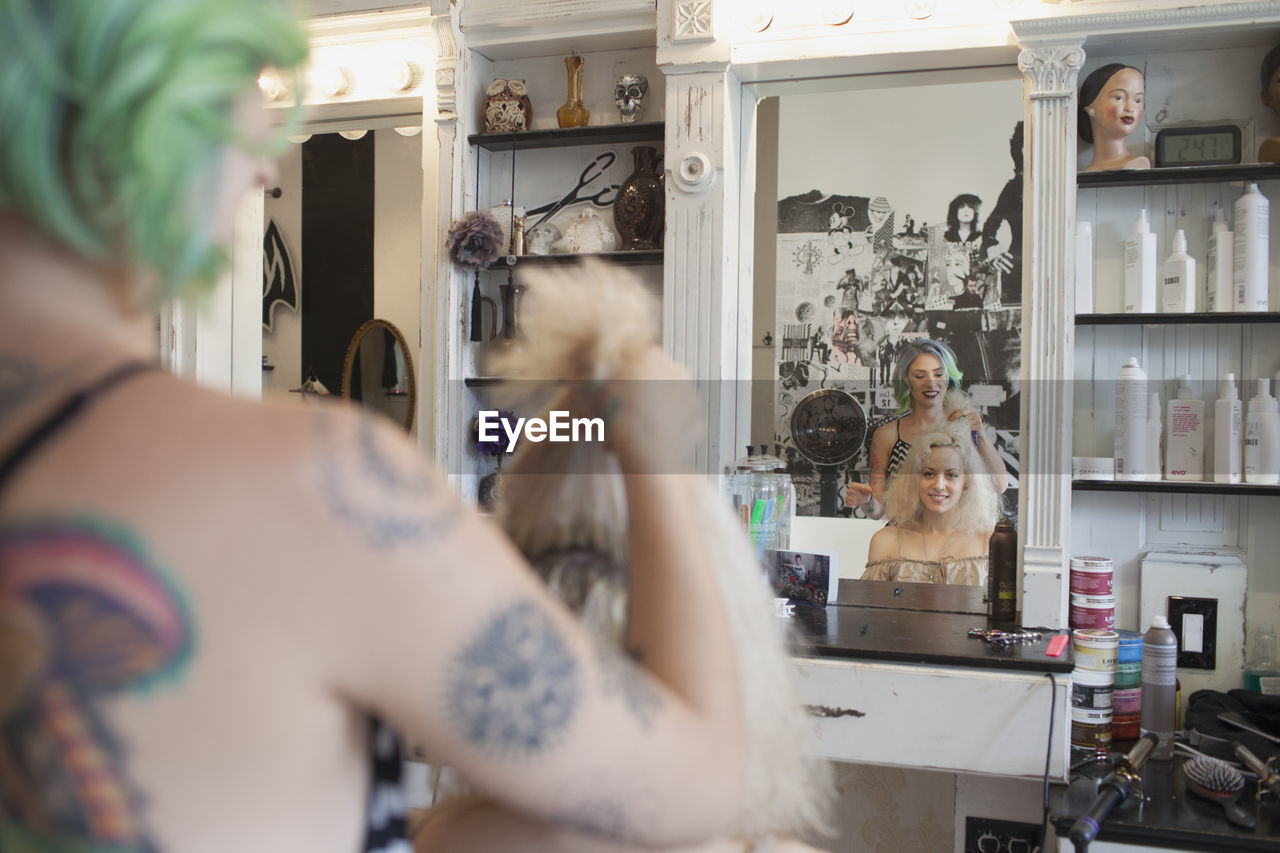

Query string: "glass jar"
[1244, 622, 1279, 694]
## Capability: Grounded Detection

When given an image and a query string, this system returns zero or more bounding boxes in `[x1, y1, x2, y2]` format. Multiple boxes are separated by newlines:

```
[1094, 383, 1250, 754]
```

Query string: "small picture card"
[770, 549, 838, 607]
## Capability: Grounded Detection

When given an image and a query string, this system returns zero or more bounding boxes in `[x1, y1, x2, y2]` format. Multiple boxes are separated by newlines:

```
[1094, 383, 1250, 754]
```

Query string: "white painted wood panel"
[791, 658, 1070, 780]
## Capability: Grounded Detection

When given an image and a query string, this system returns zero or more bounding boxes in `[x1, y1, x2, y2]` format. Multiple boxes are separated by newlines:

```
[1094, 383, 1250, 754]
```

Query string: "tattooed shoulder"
[593, 640, 661, 731]
[0, 517, 195, 851]
[445, 600, 579, 757]
[0, 356, 51, 424]
[313, 411, 460, 551]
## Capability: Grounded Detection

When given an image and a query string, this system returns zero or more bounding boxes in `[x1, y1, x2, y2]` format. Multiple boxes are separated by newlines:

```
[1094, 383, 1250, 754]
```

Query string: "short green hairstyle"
[0, 0, 308, 298]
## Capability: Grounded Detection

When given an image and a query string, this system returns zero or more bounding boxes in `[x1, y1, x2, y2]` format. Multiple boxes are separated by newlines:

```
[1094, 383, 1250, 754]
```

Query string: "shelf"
[1072, 479, 1280, 496]
[469, 122, 664, 152]
[464, 377, 507, 387]
[1077, 162, 1280, 188]
[486, 250, 662, 268]
[1076, 312, 1280, 325]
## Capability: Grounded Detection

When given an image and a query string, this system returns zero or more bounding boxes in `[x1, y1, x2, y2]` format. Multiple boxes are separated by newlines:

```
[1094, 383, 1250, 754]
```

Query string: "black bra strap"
[0, 360, 154, 490]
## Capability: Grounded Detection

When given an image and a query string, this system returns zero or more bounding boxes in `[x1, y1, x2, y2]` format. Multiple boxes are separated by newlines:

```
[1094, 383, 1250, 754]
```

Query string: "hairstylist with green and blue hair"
[846, 338, 1008, 520]
[0, 3, 755, 852]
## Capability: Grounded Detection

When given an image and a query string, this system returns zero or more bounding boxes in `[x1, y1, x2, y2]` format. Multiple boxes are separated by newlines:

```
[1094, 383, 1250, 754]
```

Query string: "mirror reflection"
[751, 72, 1025, 604]
[342, 319, 416, 431]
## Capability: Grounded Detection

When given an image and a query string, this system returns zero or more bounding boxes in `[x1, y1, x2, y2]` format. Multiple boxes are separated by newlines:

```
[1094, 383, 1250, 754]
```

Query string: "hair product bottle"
[1145, 392, 1163, 481]
[1166, 376, 1205, 480]
[1244, 378, 1280, 485]
[1233, 183, 1270, 312]
[1115, 357, 1149, 481]
[1214, 373, 1242, 484]
[987, 517, 1017, 624]
[1124, 210, 1158, 313]
[1206, 209, 1234, 313]
[1075, 221, 1094, 314]
[1140, 614, 1178, 761]
[1161, 229, 1196, 313]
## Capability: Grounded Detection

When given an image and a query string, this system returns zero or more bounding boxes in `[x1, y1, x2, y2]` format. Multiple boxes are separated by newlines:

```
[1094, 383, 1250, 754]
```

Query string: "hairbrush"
[1183, 755, 1256, 829]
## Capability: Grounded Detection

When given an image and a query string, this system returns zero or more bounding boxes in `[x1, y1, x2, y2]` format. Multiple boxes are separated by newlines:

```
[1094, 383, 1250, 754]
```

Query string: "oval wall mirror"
[341, 319, 416, 431]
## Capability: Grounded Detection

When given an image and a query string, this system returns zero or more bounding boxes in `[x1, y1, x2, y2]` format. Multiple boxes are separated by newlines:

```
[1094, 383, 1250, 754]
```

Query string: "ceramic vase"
[613, 145, 664, 249]
[556, 55, 589, 128]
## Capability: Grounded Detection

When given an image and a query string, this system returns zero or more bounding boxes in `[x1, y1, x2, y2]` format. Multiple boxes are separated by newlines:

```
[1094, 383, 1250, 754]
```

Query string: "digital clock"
[1154, 124, 1243, 168]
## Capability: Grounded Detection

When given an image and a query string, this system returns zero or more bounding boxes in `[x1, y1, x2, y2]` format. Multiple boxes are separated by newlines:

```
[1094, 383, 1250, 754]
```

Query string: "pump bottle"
[1214, 374, 1242, 484]
[1244, 378, 1280, 485]
[1124, 210, 1157, 313]
[1161, 229, 1196, 313]
[1206, 209, 1233, 313]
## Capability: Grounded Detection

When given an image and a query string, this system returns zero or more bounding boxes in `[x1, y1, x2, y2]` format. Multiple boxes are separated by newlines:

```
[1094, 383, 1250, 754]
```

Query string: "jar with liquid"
[1244, 623, 1279, 695]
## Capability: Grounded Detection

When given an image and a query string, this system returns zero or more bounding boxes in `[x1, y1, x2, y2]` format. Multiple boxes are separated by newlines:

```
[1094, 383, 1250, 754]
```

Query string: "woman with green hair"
[0, 2, 752, 852]
[845, 338, 1008, 520]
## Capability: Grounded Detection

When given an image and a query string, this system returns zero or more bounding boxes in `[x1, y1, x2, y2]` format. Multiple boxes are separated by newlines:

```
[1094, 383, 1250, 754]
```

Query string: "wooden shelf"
[469, 122, 664, 152]
[1072, 479, 1280, 496]
[1077, 162, 1280, 188]
[1076, 312, 1280, 325]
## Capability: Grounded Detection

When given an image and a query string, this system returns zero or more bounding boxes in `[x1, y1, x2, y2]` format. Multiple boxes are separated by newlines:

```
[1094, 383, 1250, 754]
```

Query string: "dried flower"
[446, 210, 504, 269]
[471, 410, 519, 457]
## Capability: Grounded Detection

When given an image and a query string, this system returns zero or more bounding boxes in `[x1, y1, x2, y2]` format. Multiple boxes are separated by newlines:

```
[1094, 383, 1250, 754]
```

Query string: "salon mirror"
[342, 319, 416, 432]
[749, 69, 1025, 610]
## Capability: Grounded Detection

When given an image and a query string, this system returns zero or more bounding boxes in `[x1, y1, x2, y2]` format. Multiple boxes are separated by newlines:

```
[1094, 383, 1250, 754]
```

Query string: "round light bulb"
[313, 66, 354, 98]
[338, 128, 368, 141]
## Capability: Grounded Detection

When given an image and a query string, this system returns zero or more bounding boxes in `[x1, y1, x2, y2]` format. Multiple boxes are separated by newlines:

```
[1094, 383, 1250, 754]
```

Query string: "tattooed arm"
[310, 401, 745, 847]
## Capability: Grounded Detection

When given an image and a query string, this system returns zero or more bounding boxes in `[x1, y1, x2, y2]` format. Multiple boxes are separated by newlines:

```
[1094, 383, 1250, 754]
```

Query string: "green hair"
[890, 338, 964, 415]
[0, 0, 308, 298]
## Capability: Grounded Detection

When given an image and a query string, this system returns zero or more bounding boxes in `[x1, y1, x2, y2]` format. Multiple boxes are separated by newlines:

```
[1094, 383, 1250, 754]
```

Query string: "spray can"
[1140, 615, 1178, 760]
[986, 517, 1017, 624]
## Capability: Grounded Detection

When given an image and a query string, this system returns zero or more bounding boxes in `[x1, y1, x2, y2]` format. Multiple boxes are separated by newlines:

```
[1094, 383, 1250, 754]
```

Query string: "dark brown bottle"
[987, 516, 1017, 623]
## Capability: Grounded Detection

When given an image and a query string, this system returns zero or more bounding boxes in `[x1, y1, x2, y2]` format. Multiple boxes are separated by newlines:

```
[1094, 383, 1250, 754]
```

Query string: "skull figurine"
[614, 74, 649, 124]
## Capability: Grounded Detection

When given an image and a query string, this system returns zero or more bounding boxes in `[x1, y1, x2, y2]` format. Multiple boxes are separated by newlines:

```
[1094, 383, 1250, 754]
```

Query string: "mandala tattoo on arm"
[593, 640, 661, 732]
[315, 413, 460, 551]
[446, 600, 578, 757]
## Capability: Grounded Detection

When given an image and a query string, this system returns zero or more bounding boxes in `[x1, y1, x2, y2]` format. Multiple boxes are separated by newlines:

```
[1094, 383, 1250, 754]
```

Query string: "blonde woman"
[861, 425, 1002, 586]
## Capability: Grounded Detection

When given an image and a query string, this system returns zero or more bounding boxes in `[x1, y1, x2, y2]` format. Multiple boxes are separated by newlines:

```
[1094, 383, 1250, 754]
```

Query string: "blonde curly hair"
[883, 421, 1002, 532]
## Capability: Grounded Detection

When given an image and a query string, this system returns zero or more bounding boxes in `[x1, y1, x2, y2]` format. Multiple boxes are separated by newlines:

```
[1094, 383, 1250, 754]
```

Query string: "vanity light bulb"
[257, 69, 289, 103]
[393, 126, 423, 137]
[388, 59, 423, 93]
[337, 129, 369, 141]
[313, 66, 354, 98]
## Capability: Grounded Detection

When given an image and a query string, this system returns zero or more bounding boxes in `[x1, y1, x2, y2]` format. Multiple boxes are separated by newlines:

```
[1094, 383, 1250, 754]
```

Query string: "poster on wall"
[771, 78, 1023, 521]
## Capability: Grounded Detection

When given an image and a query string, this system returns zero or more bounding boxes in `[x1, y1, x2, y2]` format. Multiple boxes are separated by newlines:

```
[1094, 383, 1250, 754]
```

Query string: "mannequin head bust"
[1258, 44, 1280, 162]
[1078, 64, 1151, 171]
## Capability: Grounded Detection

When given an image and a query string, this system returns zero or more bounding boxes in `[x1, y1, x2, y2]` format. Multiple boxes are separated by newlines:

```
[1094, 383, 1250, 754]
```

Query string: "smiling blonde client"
[860, 426, 1002, 586]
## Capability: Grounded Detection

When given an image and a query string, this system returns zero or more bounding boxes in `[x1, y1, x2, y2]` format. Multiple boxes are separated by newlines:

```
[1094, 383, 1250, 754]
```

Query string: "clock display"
[1154, 125, 1243, 168]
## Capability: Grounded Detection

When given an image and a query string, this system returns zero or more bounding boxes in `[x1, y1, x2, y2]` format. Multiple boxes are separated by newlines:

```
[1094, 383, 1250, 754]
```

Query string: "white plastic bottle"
[1161, 229, 1197, 313]
[1206, 209, 1234, 313]
[1244, 378, 1280, 485]
[1166, 376, 1205, 481]
[1145, 392, 1163, 481]
[1075, 221, 1094, 314]
[1214, 373, 1242, 484]
[1141, 614, 1178, 761]
[1233, 183, 1270, 312]
[1124, 210, 1158, 314]
[1115, 357, 1149, 481]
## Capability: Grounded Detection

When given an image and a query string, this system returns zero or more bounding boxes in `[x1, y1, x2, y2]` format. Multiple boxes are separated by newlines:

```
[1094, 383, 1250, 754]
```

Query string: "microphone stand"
[1068, 732, 1160, 852]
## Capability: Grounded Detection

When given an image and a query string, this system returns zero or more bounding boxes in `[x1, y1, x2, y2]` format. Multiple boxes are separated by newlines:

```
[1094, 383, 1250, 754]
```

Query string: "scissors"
[525, 152, 619, 228]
